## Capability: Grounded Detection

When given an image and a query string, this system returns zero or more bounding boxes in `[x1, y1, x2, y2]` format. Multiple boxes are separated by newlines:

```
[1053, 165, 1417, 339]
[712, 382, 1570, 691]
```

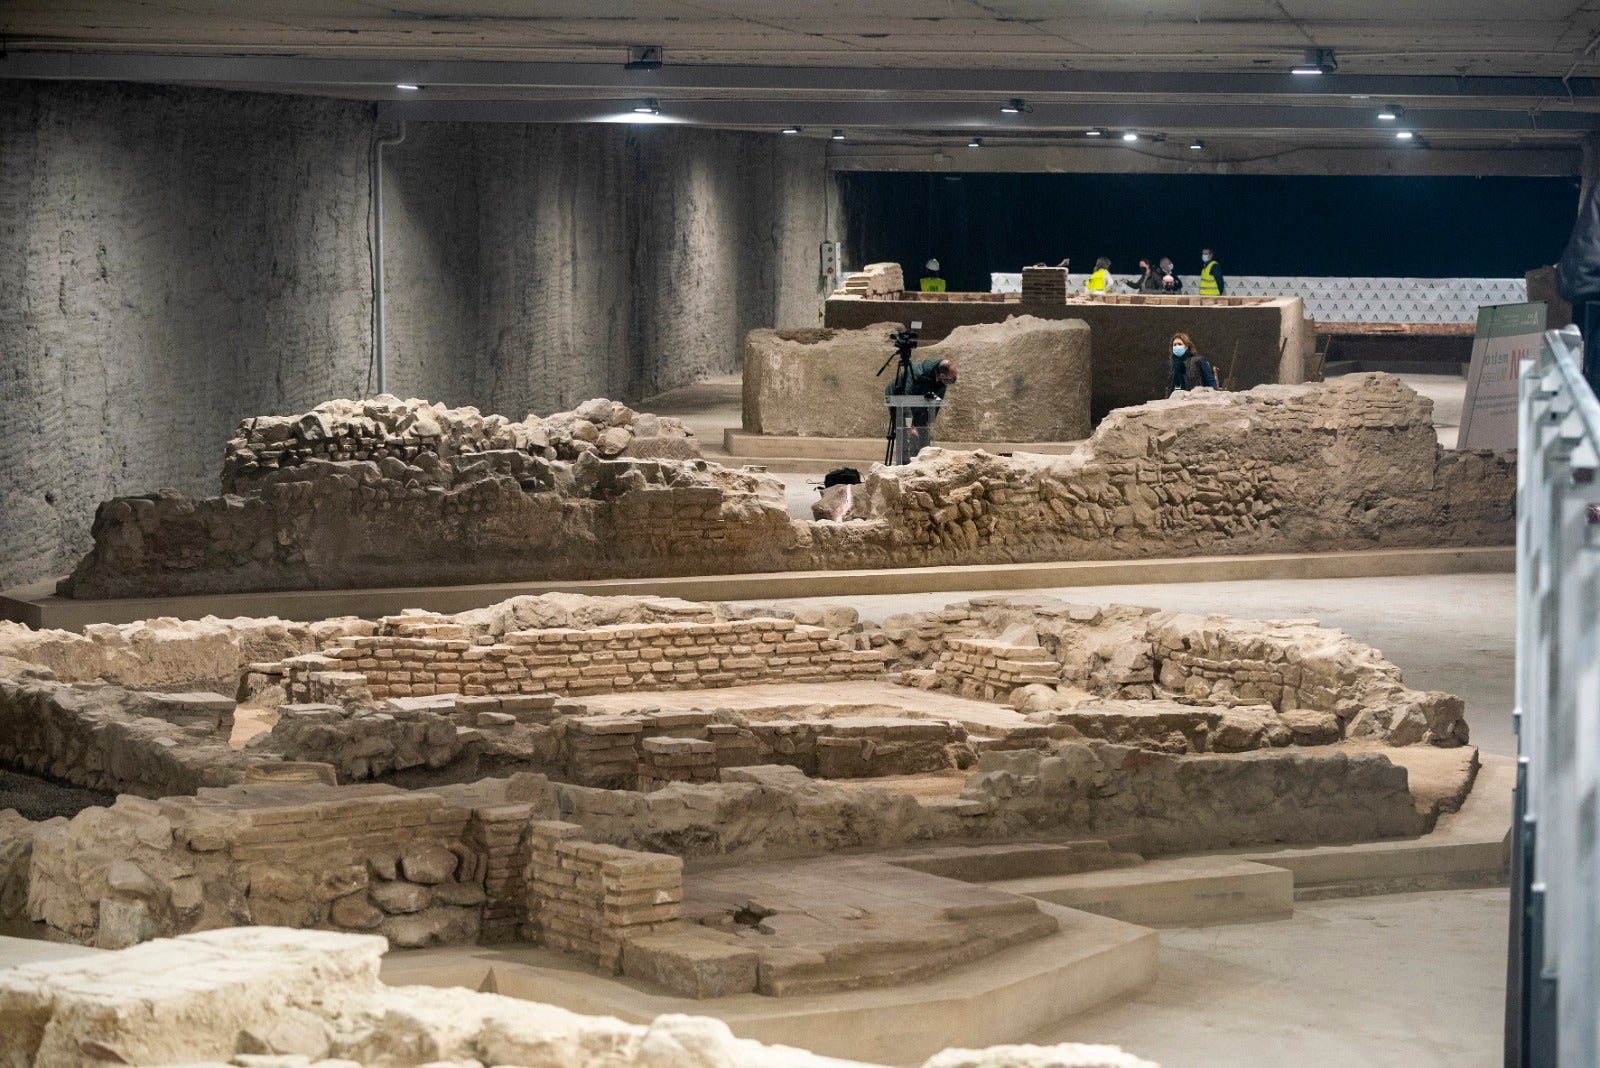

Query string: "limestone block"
[370, 881, 432, 914]
[400, 844, 460, 885]
[382, 905, 481, 948]
[621, 929, 760, 998]
[743, 316, 1091, 441]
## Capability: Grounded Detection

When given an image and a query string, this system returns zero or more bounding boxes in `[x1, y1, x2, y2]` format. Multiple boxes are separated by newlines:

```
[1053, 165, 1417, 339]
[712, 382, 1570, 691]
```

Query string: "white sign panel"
[1458, 302, 1546, 451]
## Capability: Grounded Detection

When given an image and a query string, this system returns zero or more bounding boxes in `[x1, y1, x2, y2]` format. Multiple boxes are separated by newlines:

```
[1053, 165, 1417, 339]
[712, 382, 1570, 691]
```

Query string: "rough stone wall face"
[1, 85, 831, 590]
[0, 83, 374, 590]
[26, 783, 497, 950]
[59, 376, 1513, 599]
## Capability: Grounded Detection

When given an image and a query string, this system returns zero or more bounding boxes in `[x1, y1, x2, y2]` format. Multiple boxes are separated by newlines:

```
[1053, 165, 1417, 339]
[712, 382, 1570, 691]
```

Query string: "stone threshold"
[0, 545, 1511, 631]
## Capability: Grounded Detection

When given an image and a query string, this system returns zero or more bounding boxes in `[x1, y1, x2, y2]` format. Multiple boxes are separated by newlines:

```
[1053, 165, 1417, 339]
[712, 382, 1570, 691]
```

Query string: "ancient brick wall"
[932, 638, 1063, 699]
[290, 617, 886, 700]
[525, 820, 683, 972]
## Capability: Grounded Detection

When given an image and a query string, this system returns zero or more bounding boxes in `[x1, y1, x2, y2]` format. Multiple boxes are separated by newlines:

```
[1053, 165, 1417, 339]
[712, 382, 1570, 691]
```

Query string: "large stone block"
[743, 316, 1091, 441]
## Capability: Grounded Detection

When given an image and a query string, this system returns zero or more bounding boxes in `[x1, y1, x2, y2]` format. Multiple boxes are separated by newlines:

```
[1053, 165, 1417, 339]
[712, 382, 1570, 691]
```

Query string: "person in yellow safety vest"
[1085, 257, 1113, 293]
[920, 259, 947, 292]
[1199, 248, 1226, 295]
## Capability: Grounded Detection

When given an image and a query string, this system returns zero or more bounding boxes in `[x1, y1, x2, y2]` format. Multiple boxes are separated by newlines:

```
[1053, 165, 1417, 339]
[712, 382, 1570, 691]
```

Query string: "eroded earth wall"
[0, 84, 829, 590]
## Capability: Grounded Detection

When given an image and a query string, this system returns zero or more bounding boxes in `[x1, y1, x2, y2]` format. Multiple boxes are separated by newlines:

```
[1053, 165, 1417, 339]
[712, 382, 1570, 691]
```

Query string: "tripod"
[877, 326, 920, 465]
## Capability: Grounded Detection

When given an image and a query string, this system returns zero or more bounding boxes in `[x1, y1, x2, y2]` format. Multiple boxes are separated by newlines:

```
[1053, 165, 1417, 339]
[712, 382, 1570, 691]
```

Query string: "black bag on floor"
[823, 466, 862, 488]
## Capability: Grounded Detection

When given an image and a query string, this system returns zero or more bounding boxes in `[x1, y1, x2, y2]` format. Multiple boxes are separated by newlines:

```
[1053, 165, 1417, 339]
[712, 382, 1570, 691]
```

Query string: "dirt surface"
[0, 769, 113, 821]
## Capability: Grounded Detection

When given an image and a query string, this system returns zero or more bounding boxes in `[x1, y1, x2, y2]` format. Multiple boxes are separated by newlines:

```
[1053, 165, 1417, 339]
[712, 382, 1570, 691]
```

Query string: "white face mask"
[1201, 253, 1212, 263]
[1172, 344, 1188, 356]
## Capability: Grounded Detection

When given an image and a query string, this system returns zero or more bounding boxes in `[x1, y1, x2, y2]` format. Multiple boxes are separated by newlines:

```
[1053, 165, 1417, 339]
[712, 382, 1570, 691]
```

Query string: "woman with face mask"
[1169, 332, 1218, 394]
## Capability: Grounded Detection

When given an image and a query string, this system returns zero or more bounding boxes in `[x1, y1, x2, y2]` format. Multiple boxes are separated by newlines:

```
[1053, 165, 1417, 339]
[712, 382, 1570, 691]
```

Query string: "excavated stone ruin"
[58, 375, 1513, 598]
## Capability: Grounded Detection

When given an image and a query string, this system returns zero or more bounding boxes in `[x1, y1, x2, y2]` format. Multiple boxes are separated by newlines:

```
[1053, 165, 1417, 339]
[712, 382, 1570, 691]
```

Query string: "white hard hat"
[925, 259, 940, 272]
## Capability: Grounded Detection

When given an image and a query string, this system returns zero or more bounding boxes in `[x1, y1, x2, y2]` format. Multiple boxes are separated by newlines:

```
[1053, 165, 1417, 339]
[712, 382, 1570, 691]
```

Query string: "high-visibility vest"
[1199, 261, 1220, 295]
[1086, 268, 1111, 292]
[920, 276, 946, 292]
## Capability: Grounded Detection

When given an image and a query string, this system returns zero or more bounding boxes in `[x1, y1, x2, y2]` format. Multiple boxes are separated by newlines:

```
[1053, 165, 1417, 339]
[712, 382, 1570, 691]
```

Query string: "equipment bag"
[823, 466, 862, 488]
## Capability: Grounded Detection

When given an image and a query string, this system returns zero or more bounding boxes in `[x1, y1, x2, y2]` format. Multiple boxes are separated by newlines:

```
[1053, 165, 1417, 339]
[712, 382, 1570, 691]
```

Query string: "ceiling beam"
[373, 98, 1600, 135]
[4, 50, 1598, 102]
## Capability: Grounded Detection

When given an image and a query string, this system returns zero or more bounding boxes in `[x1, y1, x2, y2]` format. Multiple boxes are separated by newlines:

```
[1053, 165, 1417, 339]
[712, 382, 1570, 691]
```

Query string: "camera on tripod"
[888, 322, 922, 352]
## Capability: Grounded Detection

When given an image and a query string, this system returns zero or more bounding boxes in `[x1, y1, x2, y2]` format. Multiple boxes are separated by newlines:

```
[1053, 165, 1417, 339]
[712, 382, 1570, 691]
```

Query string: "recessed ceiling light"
[632, 98, 660, 114]
[1396, 129, 1414, 140]
[1378, 103, 1403, 121]
[782, 125, 802, 135]
[395, 84, 421, 91]
[831, 129, 845, 140]
[1189, 139, 1205, 150]
[1085, 128, 1104, 137]
[1001, 98, 1030, 114]
[968, 136, 983, 148]
[1122, 131, 1139, 141]
[1292, 47, 1337, 75]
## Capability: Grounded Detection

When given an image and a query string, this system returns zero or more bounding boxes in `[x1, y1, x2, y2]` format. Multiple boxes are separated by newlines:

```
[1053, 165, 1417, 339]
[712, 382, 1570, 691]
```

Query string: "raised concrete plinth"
[1, 547, 1513, 630]
[991, 858, 1295, 927]
[380, 902, 1157, 1067]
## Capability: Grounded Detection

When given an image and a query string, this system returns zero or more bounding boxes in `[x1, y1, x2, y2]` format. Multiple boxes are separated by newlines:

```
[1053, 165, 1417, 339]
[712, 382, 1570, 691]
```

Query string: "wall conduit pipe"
[371, 119, 407, 396]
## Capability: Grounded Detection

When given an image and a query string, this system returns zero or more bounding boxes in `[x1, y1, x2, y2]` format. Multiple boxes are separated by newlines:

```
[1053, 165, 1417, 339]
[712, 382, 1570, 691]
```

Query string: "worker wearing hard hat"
[920, 259, 947, 293]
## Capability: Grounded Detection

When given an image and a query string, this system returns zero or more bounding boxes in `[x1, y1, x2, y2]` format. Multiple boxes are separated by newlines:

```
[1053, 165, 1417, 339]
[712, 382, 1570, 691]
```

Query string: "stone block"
[622, 931, 760, 998]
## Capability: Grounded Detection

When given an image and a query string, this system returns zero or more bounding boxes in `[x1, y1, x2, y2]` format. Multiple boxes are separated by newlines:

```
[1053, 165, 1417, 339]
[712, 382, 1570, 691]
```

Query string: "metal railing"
[1509, 325, 1600, 1067]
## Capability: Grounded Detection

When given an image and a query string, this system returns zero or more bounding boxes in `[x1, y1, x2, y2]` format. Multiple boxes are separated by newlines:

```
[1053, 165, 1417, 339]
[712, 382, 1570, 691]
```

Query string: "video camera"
[887, 320, 922, 353]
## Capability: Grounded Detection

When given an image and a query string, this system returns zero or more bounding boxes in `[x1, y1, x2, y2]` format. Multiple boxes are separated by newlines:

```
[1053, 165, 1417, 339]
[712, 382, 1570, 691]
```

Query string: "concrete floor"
[1037, 888, 1507, 1068]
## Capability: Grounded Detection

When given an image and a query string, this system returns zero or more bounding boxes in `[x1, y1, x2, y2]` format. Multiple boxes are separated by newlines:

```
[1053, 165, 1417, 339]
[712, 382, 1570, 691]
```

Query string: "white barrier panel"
[988, 273, 1528, 324]
[1512, 325, 1600, 1066]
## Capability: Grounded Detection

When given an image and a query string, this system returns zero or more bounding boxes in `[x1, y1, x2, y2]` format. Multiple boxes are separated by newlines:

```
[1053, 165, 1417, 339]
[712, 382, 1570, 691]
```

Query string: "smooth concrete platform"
[991, 858, 1295, 928]
[0, 546, 1513, 630]
[379, 901, 1158, 1068]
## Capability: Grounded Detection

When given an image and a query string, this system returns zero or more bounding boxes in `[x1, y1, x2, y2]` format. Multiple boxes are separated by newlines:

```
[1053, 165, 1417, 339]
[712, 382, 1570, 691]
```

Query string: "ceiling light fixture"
[1001, 98, 1031, 114]
[831, 129, 845, 140]
[782, 125, 802, 135]
[1291, 47, 1338, 75]
[632, 99, 660, 114]
[1122, 131, 1139, 142]
[1377, 103, 1403, 121]
[1086, 128, 1104, 137]
[968, 136, 983, 148]
[1395, 129, 1414, 140]
[395, 84, 421, 91]
[1189, 139, 1205, 150]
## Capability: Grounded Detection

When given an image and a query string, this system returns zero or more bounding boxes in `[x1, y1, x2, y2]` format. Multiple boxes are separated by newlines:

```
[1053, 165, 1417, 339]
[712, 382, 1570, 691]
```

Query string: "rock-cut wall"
[0, 83, 830, 591]
[60, 374, 1514, 599]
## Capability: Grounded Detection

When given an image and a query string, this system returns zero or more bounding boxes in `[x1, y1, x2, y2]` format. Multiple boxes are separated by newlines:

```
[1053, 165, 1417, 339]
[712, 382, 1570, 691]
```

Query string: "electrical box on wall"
[820, 241, 843, 286]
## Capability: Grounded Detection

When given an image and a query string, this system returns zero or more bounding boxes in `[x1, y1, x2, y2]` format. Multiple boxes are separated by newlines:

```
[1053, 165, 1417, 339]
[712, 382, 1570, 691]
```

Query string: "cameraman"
[886, 357, 959, 459]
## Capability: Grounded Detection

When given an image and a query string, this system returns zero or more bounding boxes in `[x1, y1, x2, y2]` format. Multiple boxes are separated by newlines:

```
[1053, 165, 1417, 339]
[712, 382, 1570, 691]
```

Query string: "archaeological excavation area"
[0, 368, 1514, 1067]
[7, 4, 1585, 1066]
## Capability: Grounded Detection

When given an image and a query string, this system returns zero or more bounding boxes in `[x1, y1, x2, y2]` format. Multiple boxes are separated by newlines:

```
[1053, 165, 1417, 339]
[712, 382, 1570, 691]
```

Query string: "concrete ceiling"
[6, 1, 1600, 168]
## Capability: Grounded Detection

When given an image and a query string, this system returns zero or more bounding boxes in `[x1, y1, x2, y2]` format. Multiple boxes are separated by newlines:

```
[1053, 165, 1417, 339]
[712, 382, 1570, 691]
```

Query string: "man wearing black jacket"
[1557, 180, 1600, 393]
